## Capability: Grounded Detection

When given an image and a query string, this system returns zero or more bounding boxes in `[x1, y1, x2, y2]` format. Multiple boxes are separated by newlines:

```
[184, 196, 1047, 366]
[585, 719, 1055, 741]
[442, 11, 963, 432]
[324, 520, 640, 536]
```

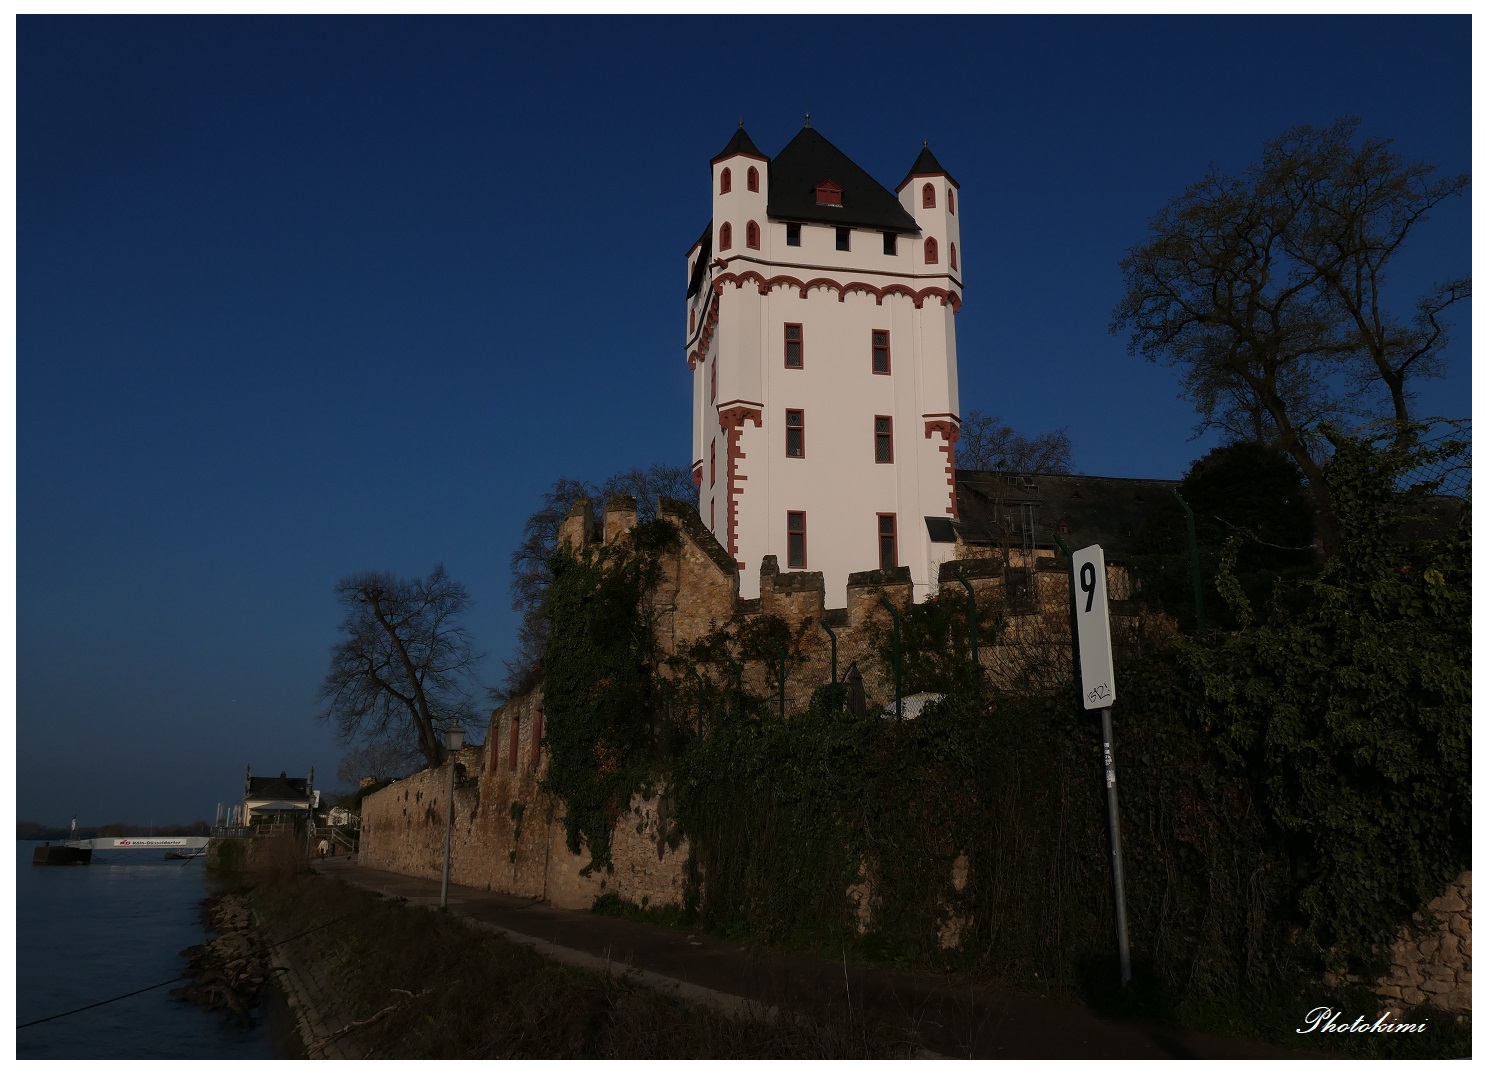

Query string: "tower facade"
[685, 123, 963, 602]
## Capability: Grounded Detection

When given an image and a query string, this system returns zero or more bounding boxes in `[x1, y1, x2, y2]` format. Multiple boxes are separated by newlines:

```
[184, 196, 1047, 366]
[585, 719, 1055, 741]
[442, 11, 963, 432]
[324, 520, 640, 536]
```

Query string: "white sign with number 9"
[1071, 544, 1116, 710]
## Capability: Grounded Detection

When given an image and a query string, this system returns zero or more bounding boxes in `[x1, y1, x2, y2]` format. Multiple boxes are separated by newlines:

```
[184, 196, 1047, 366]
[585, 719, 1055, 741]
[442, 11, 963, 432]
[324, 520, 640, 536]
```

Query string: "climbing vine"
[541, 519, 677, 872]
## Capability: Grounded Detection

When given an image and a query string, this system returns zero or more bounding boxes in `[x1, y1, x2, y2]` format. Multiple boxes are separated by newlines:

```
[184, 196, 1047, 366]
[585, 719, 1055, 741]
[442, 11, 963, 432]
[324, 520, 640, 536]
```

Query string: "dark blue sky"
[17, 16, 1471, 825]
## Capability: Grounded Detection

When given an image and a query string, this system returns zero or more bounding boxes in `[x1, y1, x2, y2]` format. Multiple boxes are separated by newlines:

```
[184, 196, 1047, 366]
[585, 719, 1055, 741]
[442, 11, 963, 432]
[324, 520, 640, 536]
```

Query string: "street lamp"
[438, 723, 465, 910]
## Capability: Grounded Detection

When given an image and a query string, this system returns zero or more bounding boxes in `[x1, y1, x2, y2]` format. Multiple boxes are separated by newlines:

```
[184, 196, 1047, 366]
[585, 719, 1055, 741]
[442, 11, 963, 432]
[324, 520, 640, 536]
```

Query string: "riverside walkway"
[311, 857, 1316, 1059]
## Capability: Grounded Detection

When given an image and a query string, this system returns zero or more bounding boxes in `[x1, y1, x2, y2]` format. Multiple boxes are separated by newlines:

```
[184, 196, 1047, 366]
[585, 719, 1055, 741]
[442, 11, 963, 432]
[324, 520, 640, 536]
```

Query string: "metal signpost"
[1069, 544, 1132, 988]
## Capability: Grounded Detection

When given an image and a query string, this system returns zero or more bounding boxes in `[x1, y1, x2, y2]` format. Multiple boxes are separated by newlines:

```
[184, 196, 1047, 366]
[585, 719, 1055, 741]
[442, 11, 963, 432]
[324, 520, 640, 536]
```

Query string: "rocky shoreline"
[172, 893, 272, 1028]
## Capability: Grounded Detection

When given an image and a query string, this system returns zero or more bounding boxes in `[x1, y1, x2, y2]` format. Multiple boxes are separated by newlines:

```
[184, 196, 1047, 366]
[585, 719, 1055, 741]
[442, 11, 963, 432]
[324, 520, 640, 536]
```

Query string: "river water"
[16, 842, 279, 1059]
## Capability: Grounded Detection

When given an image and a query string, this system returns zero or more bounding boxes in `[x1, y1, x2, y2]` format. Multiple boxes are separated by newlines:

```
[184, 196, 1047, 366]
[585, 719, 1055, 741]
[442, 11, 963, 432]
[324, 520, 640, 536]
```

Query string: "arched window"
[689, 308, 695, 333]
[719, 222, 732, 251]
[923, 183, 936, 209]
[746, 220, 760, 249]
[747, 166, 759, 192]
[949, 242, 957, 270]
[948, 187, 955, 214]
[720, 167, 731, 194]
[924, 237, 938, 265]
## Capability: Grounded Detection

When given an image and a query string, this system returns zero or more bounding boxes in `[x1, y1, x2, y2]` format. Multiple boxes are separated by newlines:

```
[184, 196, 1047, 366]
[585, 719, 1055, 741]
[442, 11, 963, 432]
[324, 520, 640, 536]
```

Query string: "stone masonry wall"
[1370, 871, 1471, 1017]
[360, 689, 689, 912]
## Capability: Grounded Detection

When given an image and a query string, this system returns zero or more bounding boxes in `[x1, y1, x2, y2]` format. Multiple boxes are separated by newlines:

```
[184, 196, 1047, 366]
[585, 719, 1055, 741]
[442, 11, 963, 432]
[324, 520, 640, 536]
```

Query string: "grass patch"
[253, 875, 920, 1059]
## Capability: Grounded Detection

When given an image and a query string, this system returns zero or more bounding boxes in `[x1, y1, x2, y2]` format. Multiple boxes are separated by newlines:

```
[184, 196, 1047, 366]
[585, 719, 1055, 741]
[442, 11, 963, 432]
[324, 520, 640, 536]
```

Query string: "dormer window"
[747, 166, 759, 192]
[815, 179, 842, 207]
[721, 167, 732, 194]
[923, 183, 936, 209]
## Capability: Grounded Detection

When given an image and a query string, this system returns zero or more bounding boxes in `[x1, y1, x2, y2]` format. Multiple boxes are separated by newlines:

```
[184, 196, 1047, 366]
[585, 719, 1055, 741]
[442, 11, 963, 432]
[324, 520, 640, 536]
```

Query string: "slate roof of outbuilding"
[246, 773, 311, 801]
[766, 126, 921, 234]
[953, 470, 1181, 559]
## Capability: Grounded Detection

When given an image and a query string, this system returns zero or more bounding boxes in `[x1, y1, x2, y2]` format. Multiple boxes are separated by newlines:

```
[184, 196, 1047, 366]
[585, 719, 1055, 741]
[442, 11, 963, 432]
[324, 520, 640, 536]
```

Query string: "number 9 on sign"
[1070, 544, 1115, 710]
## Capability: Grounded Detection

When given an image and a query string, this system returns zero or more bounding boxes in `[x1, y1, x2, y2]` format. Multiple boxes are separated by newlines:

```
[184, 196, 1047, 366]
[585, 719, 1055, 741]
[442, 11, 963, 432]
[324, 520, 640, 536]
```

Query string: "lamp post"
[438, 723, 465, 910]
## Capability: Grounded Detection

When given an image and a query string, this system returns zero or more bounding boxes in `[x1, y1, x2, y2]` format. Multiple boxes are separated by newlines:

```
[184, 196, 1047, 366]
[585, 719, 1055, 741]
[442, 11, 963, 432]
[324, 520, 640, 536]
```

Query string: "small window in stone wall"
[509, 715, 520, 771]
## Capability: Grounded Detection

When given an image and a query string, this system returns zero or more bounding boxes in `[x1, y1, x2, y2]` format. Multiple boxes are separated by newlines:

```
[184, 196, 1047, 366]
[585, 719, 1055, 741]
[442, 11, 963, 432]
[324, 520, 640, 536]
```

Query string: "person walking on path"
[317, 838, 329, 860]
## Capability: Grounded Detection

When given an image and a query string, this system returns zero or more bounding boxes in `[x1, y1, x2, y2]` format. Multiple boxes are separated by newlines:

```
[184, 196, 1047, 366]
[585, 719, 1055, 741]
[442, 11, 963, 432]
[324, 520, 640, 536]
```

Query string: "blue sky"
[17, 15, 1471, 825]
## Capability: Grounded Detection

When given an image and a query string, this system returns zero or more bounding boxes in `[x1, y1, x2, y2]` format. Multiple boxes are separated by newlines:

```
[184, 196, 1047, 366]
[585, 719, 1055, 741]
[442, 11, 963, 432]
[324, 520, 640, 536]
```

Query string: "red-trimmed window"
[710, 359, 717, 401]
[530, 710, 542, 769]
[719, 222, 732, 251]
[747, 166, 759, 192]
[784, 323, 803, 368]
[875, 416, 894, 463]
[948, 187, 955, 214]
[746, 220, 760, 249]
[710, 498, 715, 529]
[785, 409, 804, 458]
[871, 330, 891, 375]
[689, 308, 695, 333]
[925, 237, 938, 264]
[721, 167, 732, 194]
[509, 716, 520, 771]
[950, 242, 958, 270]
[815, 179, 842, 206]
[787, 512, 807, 568]
[878, 514, 898, 570]
[710, 440, 716, 487]
[923, 183, 936, 209]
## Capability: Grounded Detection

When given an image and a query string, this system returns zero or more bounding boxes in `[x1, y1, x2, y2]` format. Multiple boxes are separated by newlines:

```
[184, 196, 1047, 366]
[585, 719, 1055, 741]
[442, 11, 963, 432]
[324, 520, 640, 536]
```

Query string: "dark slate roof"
[767, 127, 921, 234]
[954, 470, 1181, 559]
[686, 220, 711, 299]
[246, 773, 311, 802]
[711, 124, 767, 164]
[897, 143, 958, 190]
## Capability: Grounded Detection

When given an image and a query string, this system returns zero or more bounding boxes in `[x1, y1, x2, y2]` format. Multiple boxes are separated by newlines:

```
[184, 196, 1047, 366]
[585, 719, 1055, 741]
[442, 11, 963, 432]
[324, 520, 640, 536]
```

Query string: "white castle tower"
[685, 121, 963, 602]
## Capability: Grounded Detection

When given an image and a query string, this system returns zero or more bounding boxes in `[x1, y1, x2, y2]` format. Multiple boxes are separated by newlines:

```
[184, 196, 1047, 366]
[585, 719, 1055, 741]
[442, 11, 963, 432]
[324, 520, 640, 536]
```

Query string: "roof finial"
[923, 138, 929, 147]
[739, 117, 744, 128]
[804, 112, 811, 128]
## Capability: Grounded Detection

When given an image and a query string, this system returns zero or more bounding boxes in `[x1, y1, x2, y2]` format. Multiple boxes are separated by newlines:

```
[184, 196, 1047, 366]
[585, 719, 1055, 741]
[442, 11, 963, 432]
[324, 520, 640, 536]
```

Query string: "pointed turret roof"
[897, 143, 958, 191]
[711, 124, 767, 164]
[766, 126, 920, 234]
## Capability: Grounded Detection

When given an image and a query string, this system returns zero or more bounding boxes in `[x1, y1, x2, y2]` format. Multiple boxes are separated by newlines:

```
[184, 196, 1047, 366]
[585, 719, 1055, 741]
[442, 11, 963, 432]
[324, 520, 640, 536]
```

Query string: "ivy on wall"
[541, 519, 676, 872]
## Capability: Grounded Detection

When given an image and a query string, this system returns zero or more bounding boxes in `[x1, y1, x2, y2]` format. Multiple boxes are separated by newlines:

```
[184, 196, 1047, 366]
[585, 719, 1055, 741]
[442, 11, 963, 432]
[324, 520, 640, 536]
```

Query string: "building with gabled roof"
[686, 121, 964, 602]
[241, 764, 315, 825]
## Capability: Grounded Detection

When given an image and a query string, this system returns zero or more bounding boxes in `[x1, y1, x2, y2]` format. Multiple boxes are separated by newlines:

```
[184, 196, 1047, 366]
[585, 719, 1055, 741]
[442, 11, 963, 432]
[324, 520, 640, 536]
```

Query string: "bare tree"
[336, 740, 421, 788]
[955, 411, 1073, 472]
[1112, 119, 1468, 556]
[319, 566, 481, 769]
[501, 464, 694, 698]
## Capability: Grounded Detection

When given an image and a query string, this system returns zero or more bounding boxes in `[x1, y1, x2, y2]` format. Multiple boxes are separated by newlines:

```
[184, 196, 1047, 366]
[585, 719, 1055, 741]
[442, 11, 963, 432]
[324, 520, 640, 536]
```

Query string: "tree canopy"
[319, 565, 481, 768]
[1112, 118, 1469, 556]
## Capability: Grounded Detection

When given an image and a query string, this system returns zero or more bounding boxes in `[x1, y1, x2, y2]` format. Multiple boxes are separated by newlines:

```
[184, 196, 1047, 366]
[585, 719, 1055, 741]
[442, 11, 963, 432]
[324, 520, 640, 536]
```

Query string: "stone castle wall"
[358, 495, 1468, 1015]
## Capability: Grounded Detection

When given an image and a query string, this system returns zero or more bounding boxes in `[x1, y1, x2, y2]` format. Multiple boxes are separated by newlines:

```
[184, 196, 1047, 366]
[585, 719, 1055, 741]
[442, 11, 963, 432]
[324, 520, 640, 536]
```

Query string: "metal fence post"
[879, 596, 903, 721]
[951, 565, 980, 666]
[821, 618, 839, 685]
[1171, 489, 1205, 631]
